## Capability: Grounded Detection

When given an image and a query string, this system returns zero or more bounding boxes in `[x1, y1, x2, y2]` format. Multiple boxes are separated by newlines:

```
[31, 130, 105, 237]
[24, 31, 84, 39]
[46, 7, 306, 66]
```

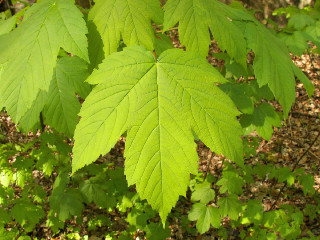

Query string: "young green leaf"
[0, 0, 88, 122]
[145, 222, 171, 240]
[188, 203, 220, 234]
[288, 13, 315, 30]
[217, 171, 244, 195]
[73, 46, 243, 222]
[241, 102, 282, 141]
[89, 0, 163, 56]
[218, 194, 242, 220]
[11, 200, 45, 232]
[191, 181, 215, 204]
[241, 199, 263, 225]
[50, 188, 84, 221]
[79, 178, 108, 208]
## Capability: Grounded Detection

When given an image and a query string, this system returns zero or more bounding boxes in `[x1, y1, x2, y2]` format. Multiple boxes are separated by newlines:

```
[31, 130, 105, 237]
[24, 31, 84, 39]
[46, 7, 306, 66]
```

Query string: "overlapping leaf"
[89, 0, 163, 56]
[19, 57, 90, 137]
[43, 57, 90, 137]
[164, 0, 314, 117]
[0, 0, 88, 122]
[240, 102, 281, 141]
[164, 0, 247, 65]
[73, 46, 243, 222]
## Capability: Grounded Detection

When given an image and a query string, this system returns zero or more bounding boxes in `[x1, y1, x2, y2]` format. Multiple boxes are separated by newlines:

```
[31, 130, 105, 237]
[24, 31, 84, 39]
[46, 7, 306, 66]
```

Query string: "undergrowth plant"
[0, 0, 319, 239]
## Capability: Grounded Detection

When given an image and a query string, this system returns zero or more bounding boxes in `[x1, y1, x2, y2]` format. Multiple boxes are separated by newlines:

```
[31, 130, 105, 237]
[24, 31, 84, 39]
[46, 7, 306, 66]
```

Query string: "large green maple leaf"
[163, 0, 247, 65]
[73, 46, 243, 222]
[0, 0, 88, 122]
[88, 0, 163, 56]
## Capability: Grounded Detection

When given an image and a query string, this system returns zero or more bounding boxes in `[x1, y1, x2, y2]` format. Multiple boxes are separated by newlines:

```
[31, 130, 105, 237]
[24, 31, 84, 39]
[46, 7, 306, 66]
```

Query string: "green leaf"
[18, 56, 90, 135]
[87, 20, 105, 72]
[241, 102, 282, 140]
[245, 23, 296, 117]
[145, 222, 171, 240]
[46, 210, 65, 233]
[218, 194, 242, 220]
[306, 22, 320, 47]
[43, 57, 90, 137]
[164, 0, 247, 65]
[73, 46, 243, 223]
[241, 199, 263, 224]
[280, 31, 310, 56]
[154, 33, 174, 56]
[288, 13, 315, 30]
[126, 208, 155, 229]
[292, 64, 315, 97]
[0, 0, 88, 122]
[79, 178, 108, 208]
[188, 203, 220, 234]
[219, 83, 254, 114]
[0, 16, 16, 35]
[191, 181, 215, 204]
[49, 170, 84, 221]
[11, 200, 45, 232]
[89, 0, 163, 56]
[270, 167, 295, 186]
[217, 171, 244, 195]
[299, 173, 315, 196]
[50, 188, 84, 221]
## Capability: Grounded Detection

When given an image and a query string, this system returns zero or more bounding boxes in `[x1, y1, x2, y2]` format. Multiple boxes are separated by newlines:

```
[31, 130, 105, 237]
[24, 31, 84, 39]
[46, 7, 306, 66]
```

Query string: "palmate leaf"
[188, 203, 220, 234]
[0, 0, 88, 122]
[164, 0, 247, 66]
[73, 46, 243, 222]
[88, 0, 163, 56]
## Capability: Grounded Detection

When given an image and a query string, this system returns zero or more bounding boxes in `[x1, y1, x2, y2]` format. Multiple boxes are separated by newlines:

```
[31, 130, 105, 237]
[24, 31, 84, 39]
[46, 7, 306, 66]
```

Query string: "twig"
[291, 111, 319, 118]
[270, 130, 320, 210]
[156, 27, 179, 33]
[307, 49, 320, 80]
[287, 136, 320, 161]
[288, 113, 293, 138]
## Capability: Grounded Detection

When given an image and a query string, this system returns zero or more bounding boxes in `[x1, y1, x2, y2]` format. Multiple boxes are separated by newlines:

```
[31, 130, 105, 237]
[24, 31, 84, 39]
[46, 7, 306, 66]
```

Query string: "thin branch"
[156, 27, 179, 33]
[292, 111, 319, 118]
[307, 49, 320, 80]
[270, 130, 320, 210]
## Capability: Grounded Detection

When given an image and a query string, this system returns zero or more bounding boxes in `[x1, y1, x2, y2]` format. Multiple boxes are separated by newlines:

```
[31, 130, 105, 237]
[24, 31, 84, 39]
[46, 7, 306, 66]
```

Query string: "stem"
[40, 112, 45, 132]
[270, 130, 320, 210]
